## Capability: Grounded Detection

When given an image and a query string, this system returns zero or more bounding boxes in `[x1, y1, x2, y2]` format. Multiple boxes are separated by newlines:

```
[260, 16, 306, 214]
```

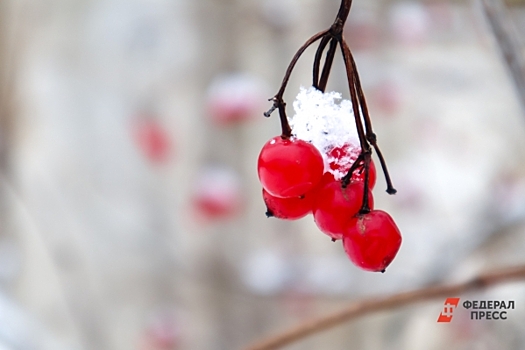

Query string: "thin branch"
[481, 0, 525, 111]
[334, 0, 353, 27]
[244, 264, 525, 350]
[275, 30, 329, 99]
[317, 38, 338, 92]
[266, 0, 357, 138]
[266, 29, 328, 138]
[339, 39, 368, 152]
[348, 51, 396, 194]
[312, 36, 330, 89]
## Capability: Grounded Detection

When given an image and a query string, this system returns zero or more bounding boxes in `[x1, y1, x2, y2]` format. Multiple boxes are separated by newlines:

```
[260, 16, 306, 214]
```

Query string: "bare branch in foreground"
[245, 265, 525, 350]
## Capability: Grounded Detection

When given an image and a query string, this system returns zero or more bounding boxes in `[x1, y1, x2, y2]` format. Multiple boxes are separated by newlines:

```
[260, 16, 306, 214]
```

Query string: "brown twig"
[265, 29, 328, 138]
[245, 264, 525, 350]
[481, 0, 525, 111]
[312, 36, 331, 90]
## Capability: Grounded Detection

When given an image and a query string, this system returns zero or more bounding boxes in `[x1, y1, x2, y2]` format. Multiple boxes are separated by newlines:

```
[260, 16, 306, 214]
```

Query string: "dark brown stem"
[341, 153, 364, 188]
[360, 152, 372, 214]
[245, 265, 525, 350]
[339, 39, 368, 152]
[349, 53, 373, 137]
[265, 30, 328, 138]
[349, 51, 396, 194]
[339, 39, 375, 212]
[335, 0, 353, 27]
[313, 36, 331, 90]
[318, 38, 338, 92]
[275, 30, 329, 99]
[277, 99, 291, 139]
[340, 152, 372, 213]
[482, 0, 525, 111]
[372, 141, 397, 194]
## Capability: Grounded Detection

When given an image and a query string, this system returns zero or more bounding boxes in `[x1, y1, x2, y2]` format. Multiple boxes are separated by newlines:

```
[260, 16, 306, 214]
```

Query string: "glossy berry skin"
[258, 136, 324, 198]
[263, 189, 313, 220]
[342, 210, 402, 272]
[312, 179, 374, 240]
[327, 144, 377, 188]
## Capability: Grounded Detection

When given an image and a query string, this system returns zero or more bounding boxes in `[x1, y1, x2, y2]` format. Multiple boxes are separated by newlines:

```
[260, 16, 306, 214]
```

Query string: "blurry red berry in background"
[371, 80, 402, 115]
[140, 313, 181, 350]
[192, 166, 243, 222]
[133, 118, 171, 164]
[206, 73, 267, 125]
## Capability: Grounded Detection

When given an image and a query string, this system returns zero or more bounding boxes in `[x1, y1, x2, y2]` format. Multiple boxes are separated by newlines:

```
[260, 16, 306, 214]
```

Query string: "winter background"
[0, 0, 525, 349]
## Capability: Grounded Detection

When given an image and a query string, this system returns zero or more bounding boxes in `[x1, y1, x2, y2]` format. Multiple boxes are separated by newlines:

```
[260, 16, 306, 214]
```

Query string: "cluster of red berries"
[257, 136, 402, 272]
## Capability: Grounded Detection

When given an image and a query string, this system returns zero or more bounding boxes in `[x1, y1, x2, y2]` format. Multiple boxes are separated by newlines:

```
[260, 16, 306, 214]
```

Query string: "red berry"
[327, 144, 377, 188]
[262, 189, 313, 220]
[193, 167, 242, 221]
[133, 119, 171, 163]
[312, 179, 374, 240]
[342, 210, 402, 272]
[327, 144, 357, 174]
[257, 136, 324, 198]
[206, 73, 265, 125]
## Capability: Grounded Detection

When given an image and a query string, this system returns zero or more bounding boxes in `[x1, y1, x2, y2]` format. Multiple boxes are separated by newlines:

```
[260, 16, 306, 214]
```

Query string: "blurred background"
[1, 0, 525, 349]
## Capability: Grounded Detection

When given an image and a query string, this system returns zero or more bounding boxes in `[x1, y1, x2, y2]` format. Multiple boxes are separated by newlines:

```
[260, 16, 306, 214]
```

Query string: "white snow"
[290, 86, 362, 179]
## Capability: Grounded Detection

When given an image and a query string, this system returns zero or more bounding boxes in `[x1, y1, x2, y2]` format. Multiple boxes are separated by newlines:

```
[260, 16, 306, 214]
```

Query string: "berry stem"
[341, 153, 364, 188]
[360, 152, 372, 214]
[339, 39, 369, 153]
[348, 53, 397, 195]
[265, 30, 328, 138]
[275, 30, 329, 99]
[371, 143, 397, 194]
[317, 38, 338, 92]
[266, 0, 354, 137]
[313, 36, 330, 90]
[335, 0, 353, 26]
[349, 53, 373, 136]
[341, 152, 371, 214]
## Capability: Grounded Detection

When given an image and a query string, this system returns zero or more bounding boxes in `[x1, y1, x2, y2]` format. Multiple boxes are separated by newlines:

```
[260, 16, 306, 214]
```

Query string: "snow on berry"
[289, 86, 362, 180]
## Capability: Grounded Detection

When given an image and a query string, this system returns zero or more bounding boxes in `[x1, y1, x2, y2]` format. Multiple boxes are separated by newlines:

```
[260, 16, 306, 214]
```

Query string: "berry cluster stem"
[264, 0, 396, 211]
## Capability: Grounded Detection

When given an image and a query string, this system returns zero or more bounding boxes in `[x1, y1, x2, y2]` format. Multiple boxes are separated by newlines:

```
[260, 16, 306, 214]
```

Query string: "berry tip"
[387, 188, 397, 195]
[265, 209, 274, 218]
